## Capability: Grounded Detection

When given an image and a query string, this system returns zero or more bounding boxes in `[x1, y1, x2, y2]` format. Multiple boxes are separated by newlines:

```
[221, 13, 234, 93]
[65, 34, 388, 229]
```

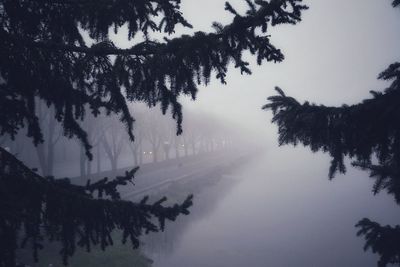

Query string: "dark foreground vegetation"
[0, 0, 307, 266]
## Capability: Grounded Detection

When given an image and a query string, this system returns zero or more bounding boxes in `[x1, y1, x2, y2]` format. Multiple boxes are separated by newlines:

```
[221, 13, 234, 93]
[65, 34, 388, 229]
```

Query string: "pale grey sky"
[111, 0, 400, 141]
[179, 0, 400, 141]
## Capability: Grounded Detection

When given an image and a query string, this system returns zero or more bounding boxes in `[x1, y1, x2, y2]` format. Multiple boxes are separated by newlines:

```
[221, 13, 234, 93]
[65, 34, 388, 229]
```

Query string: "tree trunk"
[191, 142, 196, 155]
[80, 146, 86, 178]
[133, 151, 138, 166]
[174, 144, 180, 159]
[139, 149, 143, 164]
[62, 144, 67, 161]
[46, 143, 54, 176]
[164, 148, 170, 160]
[46, 113, 56, 176]
[111, 158, 117, 172]
[86, 160, 92, 177]
[96, 144, 101, 174]
[36, 144, 47, 176]
[0, 223, 18, 267]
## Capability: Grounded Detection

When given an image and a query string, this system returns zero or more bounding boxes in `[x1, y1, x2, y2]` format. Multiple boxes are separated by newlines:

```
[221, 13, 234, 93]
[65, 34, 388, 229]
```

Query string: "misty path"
[144, 146, 400, 267]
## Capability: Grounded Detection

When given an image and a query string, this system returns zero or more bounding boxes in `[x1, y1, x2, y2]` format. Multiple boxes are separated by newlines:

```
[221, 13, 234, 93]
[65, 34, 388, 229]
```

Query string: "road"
[120, 149, 250, 200]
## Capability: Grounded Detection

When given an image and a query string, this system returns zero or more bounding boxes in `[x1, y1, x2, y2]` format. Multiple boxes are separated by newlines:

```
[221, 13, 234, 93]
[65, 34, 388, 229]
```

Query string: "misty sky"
[183, 0, 400, 139]
[111, 0, 400, 141]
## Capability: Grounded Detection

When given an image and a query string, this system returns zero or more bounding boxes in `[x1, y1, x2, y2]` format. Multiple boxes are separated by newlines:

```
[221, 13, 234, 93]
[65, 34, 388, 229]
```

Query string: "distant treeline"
[1, 100, 246, 179]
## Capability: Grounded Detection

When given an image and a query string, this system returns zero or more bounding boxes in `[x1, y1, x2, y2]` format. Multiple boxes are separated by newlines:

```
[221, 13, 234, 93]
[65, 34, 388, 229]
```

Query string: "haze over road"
[144, 145, 400, 267]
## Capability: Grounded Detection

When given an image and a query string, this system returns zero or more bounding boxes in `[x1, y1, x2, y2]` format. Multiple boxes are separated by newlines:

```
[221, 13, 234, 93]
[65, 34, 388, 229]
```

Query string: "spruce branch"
[1, 0, 308, 158]
[263, 63, 400, 178]
[0, 147, 192, 266]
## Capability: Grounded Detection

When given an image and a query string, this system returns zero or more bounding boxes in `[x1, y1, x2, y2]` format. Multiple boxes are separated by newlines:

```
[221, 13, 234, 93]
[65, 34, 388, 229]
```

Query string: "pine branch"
[12, 0, 192, 38]
[352, 160, 400, 203]
[8, 37, 160, 56]
[0, 147, 193, 266]
[1, 0, 308, 158]
[6, 0, 306, 57]
[263, 63, 400, 177]
[356, 218, 400, 267]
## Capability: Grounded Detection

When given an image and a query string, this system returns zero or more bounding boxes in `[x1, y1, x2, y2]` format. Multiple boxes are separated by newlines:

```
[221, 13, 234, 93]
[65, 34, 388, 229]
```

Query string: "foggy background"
[134, 1, 400, 266]
[107, 0, 400, 144]
[144, 1, 400, 266]
[177, 0, 400, 126]
[9, 0, 400, 266]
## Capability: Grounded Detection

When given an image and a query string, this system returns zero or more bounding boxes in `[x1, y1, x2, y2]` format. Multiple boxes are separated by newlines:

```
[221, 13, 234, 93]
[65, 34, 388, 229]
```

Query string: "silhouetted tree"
[182, 115, 202, 155]
[35, 100, 62, 176]
[0, 132, 28, 160]
[161, 119, 175, 161]
[101, 117, 126, 173]
[0, 0, 307, 266]
[143, 112, 163, 162]
[0, 148, 193, 267]
[264, 2, 400, 265]
[126, 113, 145, 166]
[79, 114, 104, 179]
[172, 135, 182, 159]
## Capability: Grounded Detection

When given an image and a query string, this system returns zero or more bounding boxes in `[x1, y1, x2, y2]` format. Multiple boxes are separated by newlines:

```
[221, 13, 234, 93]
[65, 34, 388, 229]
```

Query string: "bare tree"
[126, 113, 145, 166]
[144, 112, 165, 163]
[35, 100, 62, 176]
[182, 113, 207, 155]
[101, 118, 125, 172]
[172, 135, 183, 159]
[79, 115, 104, 178]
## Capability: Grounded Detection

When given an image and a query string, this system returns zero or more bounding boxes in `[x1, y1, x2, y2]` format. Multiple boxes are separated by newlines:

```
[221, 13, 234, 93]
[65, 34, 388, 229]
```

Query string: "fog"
[116, 0, 400, 145]
[5, 0, 400, 266]
[141, 1, 400, 266]
[143, 146, 400, 267]
[108, 0, 400, 139]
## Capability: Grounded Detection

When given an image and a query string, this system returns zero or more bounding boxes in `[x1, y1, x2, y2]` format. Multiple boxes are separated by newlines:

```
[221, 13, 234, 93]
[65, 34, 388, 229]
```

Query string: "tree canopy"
[263, 2, 400, 266]
[0, 149, 192, 266]
[0, 0, 307, 266]
[0, 0, 307, 158]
